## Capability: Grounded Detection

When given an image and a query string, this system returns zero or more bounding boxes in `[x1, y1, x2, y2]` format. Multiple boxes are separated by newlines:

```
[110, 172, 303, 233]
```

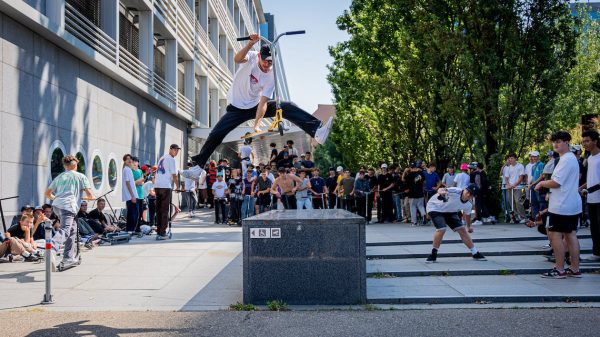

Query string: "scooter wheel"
[278, 122, 284, 136]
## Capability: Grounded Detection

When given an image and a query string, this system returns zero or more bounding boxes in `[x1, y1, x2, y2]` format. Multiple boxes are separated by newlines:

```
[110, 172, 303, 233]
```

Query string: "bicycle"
[238, 30, 305, 138]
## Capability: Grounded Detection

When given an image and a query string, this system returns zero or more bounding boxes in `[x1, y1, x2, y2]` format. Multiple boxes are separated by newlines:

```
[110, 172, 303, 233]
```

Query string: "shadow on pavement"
[25, 320, 189, 337]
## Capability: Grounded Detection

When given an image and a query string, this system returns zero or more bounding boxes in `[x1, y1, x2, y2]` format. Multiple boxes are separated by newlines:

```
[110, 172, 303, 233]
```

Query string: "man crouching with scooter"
[44, 155, 95, 271]
[425, 184, 487, 263]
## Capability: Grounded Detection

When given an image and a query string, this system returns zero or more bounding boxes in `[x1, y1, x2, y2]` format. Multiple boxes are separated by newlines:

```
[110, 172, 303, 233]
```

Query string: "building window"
[66, 0, 101, 26]
[108, 158, 118, 189]
[76, 152, 86, 174]
[50, 147, 65, 179]
[92, 155, 103, 189]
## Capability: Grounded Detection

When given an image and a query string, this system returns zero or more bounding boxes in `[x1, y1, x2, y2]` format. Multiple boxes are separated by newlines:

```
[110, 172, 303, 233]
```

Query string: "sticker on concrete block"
[270, 228, 281, 238]
[250, 228, 271, 238]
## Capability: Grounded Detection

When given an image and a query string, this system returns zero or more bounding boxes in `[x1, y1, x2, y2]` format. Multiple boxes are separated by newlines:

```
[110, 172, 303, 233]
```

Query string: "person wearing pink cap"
[454, 163, 471, 190]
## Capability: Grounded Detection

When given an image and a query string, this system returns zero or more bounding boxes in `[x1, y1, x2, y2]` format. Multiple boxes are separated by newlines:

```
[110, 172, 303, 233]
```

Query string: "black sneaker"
[472, 252, 487, 261]
[541, 268, 566, 279]
[542, 249, 554, 256]
[23, 254, 40, 262]
[426, 254, 437, 263]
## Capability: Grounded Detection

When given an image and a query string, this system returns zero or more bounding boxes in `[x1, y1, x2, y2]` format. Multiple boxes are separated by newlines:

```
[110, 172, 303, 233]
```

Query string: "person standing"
[535, 131, 582, 278]
[425, 184, 486, 263]
[295, 170, 313, 210]
[325, 168, 338, 209]
[527, 151, 544, 220]
[339, 169, 355, 212]
[212, 173, 229, 224]
[441, 165, 456, 187]
[183, 162, 198, 217]
[154, 144, 180, 240]
[504, 153, 527, 223]
[239, 135, 255, 175]
[470, 163, 491, 224]
[354, 169, 370, 218]
[131, 157, 145, 228]
[121, 154, 138, 233]
[581, 130, 600, 262]
[309, 168, 326, 209]
[405, 162, 426, 226]
[377, 164, 395, 223]
[44, 155, 94, 270]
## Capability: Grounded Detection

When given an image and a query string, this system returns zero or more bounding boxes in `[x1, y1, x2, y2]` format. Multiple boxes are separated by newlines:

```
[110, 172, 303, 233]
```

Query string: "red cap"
[141, 165, 149, 172]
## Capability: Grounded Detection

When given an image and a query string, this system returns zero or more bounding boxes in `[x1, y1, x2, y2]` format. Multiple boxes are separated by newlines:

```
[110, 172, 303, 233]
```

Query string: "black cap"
[409, 161, 417, 168]
[21, 205, 33, 212]
[170, 144, 181, 150]
[465, 183, 479, 195]
[260, 45, 272, 61]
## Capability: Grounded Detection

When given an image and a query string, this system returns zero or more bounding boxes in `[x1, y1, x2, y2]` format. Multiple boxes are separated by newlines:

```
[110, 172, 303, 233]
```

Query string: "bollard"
[41, 220, 53, 304]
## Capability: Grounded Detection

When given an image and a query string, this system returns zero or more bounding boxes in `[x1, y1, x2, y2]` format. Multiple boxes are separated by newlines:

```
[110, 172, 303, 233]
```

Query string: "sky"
[260, 0, 352, 113]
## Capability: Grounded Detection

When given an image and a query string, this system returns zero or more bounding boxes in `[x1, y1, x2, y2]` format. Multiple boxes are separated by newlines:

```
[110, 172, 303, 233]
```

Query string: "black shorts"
[428, 211, 464, 231]
[257, 194, 271, 207]
[547, 212, 580, 233]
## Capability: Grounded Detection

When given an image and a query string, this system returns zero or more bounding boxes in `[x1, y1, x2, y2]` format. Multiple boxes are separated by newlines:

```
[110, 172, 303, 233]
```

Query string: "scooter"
[238, 30, 306, 138]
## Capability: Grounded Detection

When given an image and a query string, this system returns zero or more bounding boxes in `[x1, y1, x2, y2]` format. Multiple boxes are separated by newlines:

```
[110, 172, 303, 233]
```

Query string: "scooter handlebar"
[285, 30, 305, 36]
[237, 36, 252, 41]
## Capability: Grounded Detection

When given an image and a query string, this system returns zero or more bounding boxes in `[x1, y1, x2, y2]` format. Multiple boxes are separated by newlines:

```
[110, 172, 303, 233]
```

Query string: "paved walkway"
[1, 209, 599, 311]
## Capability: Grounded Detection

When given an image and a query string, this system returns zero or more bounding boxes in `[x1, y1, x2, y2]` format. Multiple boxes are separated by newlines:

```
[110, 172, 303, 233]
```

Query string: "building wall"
[0, 13, 186, 219]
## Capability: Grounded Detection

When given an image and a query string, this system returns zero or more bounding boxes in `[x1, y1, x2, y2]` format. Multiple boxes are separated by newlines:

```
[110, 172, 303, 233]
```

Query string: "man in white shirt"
[425, 184, 486, 263]
[504, 153, 526, 222]
[186, 34, 334, 177]
[453, 164, 471, 189]
[154, 144, 180, 240]
[183, 162, 198, 217]
[581, 130, 600, 262]
[120, 154, 138, 233]
[212, 173, 229, 224]
[239, 135, 255, 175]
[535, 131, 582, 278]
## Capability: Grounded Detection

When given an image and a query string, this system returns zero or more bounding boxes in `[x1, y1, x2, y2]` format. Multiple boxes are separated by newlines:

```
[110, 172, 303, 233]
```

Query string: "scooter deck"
[240, 129, 275, 139]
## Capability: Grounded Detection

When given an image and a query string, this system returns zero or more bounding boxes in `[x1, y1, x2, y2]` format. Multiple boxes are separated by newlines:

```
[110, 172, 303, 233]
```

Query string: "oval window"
[108, 159, 117, 189]
[92, 155, 103, 189]
[76, 152, 86, 174]
[50, 147, 65, 179]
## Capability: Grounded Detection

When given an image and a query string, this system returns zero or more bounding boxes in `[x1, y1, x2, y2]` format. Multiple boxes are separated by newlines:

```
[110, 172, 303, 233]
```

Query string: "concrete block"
[2, 15, 34, 72]
[1, 112, 34, 165]
[2, 63, 34, 119]
[243, 209, 366, 305]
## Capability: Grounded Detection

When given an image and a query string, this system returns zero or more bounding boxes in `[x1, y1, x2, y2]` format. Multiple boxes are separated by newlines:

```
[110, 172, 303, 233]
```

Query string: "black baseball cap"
[465, 184, 479, 195]
[170, 144, 181, 150]
[260, 45, 272, 61]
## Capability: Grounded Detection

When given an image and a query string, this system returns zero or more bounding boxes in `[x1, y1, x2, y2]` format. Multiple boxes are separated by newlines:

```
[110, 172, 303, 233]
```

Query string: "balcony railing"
[64, 2, 117, 62]
[209, 0, 241, 50]
[153, 73, 177, 104]
[177, 0, 195, 53]
[236, 0, 255, 35]
[118, 45, 151, 86]
[154, 0, 177, 32]
[177, 90, 194, 118]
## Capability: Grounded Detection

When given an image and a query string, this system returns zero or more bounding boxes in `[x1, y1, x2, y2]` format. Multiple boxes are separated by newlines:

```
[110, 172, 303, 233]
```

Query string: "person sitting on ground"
[425, 184, 487, 263]
[32, 206, 49, 241]
[88, 198, 119, 233]
[75, 201, 99, 238]
[4, 214, 40, 261]
[10, 205, 33, 228]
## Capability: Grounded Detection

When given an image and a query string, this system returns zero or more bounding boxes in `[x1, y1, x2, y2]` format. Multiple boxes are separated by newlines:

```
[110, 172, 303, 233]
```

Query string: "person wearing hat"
[212, 172, 229, 224]
[425, 184, 487, 263]
[154, 144, 181, 240]
[10, 205, 33, 228]
[454, 163, 471, 190]
[376, 163, 395, 223]
[526, 151, 545, 220]
[186, 34, 334, 177]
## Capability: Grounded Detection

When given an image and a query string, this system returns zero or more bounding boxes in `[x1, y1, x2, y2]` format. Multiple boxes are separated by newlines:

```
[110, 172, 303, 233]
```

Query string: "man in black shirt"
[405, 162, 426, 225]
[377, 164, 395, 223]
[470, 162, 490, 223]
[366, 168, 378, 223]
[325, 167, 338, 209]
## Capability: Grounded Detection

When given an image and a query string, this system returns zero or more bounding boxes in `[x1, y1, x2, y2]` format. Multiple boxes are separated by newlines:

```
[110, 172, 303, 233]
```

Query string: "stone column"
[197, 0, 208, 30]
[165, 39, 178, 90]
[198, 75, 209, 126]
[184, 60, 195, 104]
[138, 10, 154, 76]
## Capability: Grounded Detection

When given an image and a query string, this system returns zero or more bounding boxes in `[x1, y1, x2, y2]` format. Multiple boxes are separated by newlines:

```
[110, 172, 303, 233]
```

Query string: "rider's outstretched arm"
[254, 96, 269, 131]
[234, 34, 259, 64]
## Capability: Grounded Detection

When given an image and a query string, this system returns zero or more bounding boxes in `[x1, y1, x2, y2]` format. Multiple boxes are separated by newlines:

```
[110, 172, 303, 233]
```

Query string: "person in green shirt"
[132, 157, 146, 228]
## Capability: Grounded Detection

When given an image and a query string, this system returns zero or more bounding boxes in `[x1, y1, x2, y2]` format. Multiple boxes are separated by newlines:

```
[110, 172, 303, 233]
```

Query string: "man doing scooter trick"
[181, 34, 333, 181]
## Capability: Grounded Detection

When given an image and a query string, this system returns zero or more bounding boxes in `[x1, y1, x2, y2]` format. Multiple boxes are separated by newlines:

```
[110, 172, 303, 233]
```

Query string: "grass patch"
[266, 300, 288, 311]
[499, 269, 514, 276]
[363, 304, 380, 311]
[370, 272, 397, 279]
[229, 302, 256, 311]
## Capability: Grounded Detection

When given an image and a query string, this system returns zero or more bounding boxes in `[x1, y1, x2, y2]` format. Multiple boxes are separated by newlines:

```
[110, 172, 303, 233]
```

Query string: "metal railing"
[209, 0, 241, 50]
[177, 0, 195, 53]
[118, 45, 151, 86]
[154, 0, 177, 32]
[64, 2, 117, 62]
[177, 90, 194, 117]
[236, 0, 255, 36]
[153, 73, 177, 104]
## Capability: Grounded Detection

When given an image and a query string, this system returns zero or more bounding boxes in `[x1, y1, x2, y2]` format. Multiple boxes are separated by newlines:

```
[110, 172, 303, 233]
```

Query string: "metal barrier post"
[41, 220, 54, 304]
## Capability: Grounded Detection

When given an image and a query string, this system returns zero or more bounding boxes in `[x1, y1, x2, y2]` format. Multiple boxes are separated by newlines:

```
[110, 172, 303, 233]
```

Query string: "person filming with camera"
[424, 184, 487, 263]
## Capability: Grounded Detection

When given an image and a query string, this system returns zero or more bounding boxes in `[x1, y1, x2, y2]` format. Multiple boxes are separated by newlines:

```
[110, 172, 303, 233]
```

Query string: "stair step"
[366, 234, 592, 247]
[367, 249, 594, 260]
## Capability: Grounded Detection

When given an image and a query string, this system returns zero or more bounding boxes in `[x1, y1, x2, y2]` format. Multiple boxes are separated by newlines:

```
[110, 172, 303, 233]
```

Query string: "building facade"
[0, 0, 270, 219]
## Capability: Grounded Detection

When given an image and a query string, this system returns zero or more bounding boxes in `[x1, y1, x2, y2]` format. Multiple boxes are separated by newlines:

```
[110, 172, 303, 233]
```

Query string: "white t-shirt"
[442, 173, 456, 187]
[549, 152, 582, 215]
[184, 177, 196, 191]
[525, 163, 533, 184]
[198, 170, 207, 189]
[426, 187, 473, 214]
[454, 173, 470, 189]
[121, 166, 136, 202]
[212, 180, 228, 198]
[505, 163, 525, 186]
[586, 152, 600, 204]
[501, 166, 510, 187]
[142, 181, 154, 199]
[155, 154, 177, 189]
[227, 51, 275, 109]
[240, 145, 253, 159]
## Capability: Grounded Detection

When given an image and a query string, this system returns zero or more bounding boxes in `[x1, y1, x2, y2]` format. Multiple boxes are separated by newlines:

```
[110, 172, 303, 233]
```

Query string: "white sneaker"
[472, 220, 483, 226]
[314, 117, 334, 145]
[179, 165, 205, 181]
[519, 219, 528, 224]
[584, 255, 600, 262]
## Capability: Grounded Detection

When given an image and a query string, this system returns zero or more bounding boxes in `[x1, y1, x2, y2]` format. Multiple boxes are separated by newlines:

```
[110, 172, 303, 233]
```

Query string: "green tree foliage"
[327, 0, 580, 179]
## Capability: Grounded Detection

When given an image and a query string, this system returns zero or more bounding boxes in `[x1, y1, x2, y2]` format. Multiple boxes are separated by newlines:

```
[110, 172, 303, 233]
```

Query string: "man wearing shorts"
[535, 131, 582, 278]
[425, 184, 486, 263]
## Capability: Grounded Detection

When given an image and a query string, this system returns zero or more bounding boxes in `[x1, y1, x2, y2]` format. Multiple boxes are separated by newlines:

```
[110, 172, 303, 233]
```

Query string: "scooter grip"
[237, 36, 252, 41]
[286, 30, 306, 35]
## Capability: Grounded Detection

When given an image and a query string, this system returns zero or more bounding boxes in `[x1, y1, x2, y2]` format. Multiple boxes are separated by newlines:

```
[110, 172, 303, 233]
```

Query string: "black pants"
[155, 188, 172, 236]
[280, 195, 297, 209]
[589, 203, 600, 256]
[474, 192, 489, 220]
[356, 196, 367, 218]
[380, 192, 394, 222]
[215, 198, 228, 223]
[147, 197, 156, 226]
[313, 197, 325, 209]
[327, 193, 336, 209]
[367, 193, 374, 222]
[192, 102, 322, 167]
[343, 196, 354, 212]
[125, 200, 139, 232]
